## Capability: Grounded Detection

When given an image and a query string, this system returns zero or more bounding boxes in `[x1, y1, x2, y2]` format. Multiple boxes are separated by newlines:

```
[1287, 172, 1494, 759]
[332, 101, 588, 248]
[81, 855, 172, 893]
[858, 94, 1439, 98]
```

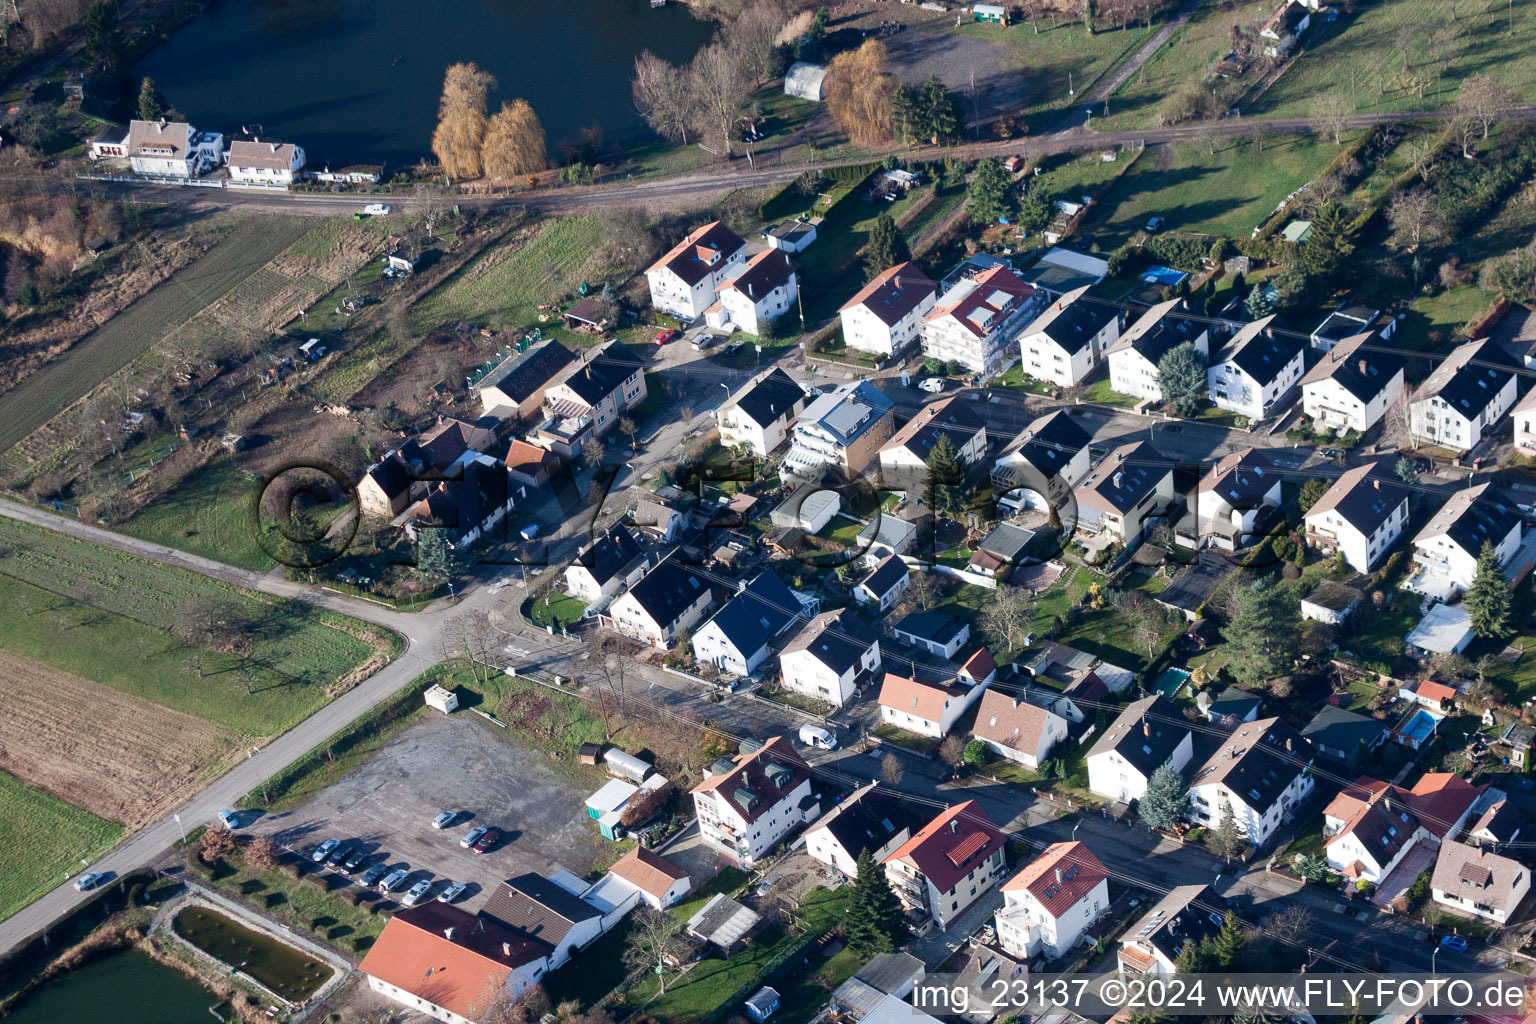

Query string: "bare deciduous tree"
[977, 584, 1035, 653]
[881, 751, 904, 784]
[1458, 72, 1516, 140]
[1386, 188, 1444, 252]
[723, 0, 787, 86]
[632, 50, 694, 145]
[431, 62, 496, 180]
[688, 41, 753, 156]
[1310, 92, 1350, 146]
[622, 908, 684, 994]
[481, 99, 548, 180]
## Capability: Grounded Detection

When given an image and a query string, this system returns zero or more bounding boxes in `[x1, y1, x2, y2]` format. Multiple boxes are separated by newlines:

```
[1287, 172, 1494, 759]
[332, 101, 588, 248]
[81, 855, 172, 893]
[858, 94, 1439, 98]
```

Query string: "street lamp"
[1431, 946, 1439, 976]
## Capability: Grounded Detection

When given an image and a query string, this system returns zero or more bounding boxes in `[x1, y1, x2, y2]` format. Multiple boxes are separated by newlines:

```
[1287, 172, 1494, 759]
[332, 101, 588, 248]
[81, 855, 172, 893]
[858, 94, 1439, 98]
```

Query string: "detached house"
[1206, 315, 1305, 422]
[719, 368, 807, 457]
[565, 523, 648, 606]
[783, 380, 896, 482]
[531, 343, 647, 459]
[1408, 339, 1519, 453]
[879, 664, 989, 739]
[1300, 330, 1406, 434]
[884, 802, 1007, 931]
[780, 609, 881, 707]
[971, 688, 1070, 770]
[604, 846, 692, 910]
[602, 550, 714, 649]
[839, 261, 938, 357]
[691, 736, 820, 867]
[1182, 447, 1282, 551]
[1431, 841, 1529, 923]
[852, 555, 911, 613]
[994, 842, 1110, 961]
[358, 417, 498, 519]
[920, 264, 1039, 376]
[1073, 441, 1176, 549]
[646, 221, 747, 320]
[475, 340, 578, 421]
[1411, 482, 1522, 594]
[706, 249, 799, 336]
[878, 395, 989, 491]
[1086, 695, 1193, 803]
[804, 782, 921, 878]
[1016, 286, 1122, 388]
[1105, 298, 1210, 403]
[124, 119, 224, 177]
[1303, 461, 1411, 572]
[227, 139, 306, 185]
[1513, 386, 1536, 454]
[1321, 773, 1480, 884]
[1118, 884, 1224, 976]
[691, 570, 804, 678]
[1259, 0, 1311, 55]
[1187, 717, 1313, 846]
[400, 458, 516, 549]
[991, 410, 1092, 515]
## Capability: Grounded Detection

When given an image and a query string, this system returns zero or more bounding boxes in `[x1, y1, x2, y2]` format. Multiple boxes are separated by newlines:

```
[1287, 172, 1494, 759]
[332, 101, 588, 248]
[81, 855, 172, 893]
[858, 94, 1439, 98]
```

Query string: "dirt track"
[0, 653, 240, 829]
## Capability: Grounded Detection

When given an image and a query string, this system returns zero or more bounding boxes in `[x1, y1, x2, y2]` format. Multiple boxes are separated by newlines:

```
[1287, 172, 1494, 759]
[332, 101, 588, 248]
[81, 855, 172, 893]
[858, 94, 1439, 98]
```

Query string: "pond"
[172, 905, 333, 1003]
[132, 0, 717, 168]
[5, 949, 221, 1024]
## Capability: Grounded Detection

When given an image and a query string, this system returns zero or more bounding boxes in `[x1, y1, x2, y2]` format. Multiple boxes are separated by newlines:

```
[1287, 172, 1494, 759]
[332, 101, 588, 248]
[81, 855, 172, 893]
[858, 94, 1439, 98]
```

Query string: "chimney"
[895, 275, 903, 290]
[1359, 358, 1368, 375]
[1285, 737, 1293, 752]
[503, 942, 513, 956]
[1264, 327, 1273, 339]
[444, 927, 456, 940]
[950, 818, 958, 833]
[1054, 867, 1064, 884]
[1373, 479, 1380, 490]
[1143, 720, 1151, 737]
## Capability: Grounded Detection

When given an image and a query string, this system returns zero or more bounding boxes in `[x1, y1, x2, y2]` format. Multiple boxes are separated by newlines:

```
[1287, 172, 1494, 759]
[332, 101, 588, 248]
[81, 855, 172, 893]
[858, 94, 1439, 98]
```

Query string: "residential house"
[1300, 705, 1388, 766]
[565, 524, 648, 605]
[1200, 686, 1262, 729]
[505, 440, 561, 489]
[475, 341, 578, 421]
[87, 124, 128, 160]
[1431, 841, 1529, 923]
[530, 343, 647, 459]
[1410, 482, 1522, 594]
[919, 265, 1039, 376]
[719, 368, 807, 457]
[1015, 286, 1122, 388]
[971, 688, 1069, 770]
[690, 736, 820, 867]
[602, 550, 714, 649]
[691, 570, 804, 678]
[1086, 695, 1193, 803]
[804, 782, 921, 878]
[1299, 330, 1406, 434]
[603, 847, 691, 910]
[991, 410, 1092, 515]
[780, 609, 881, 707]
[889, 611, 971, 660]
[481, 874, 604, 969]
[358, 417, 499, 518]
[125, 119, 224, 177]
[1073, 441, 1175, 549]
[633, 493, 686, 544]
[884, 801, 1007, 931]
[1118, 884, 1224, 975]
[856, 516, 918, 569]
[878, 670, 988, 739]
[706, 249, 799, 336]
[1105, 298, 1210, 403]
[1467, 798, 1523, 850]
[1182, 447, 1282, 551]
[227, 139, 306, 185]
[878, 395, 989, 491]
[646, 221, 747, 320]
[1408, 339, 1520, 453]
[1206, 315, 1306, 422]
[1311, 303, 1391, 352]
[1187, 718, 1314, 846]
[994, 842, 1109, 960]
[1400, 679, 1459, 712]
[1321, 773, 1480, 884]
[783, 380, 897, 482]
[360, 904, 551, 1023]
[839, 262, 938, 357]
[1303, 461, 1411, 572]
[1513, 385, 1536, 454]
[1259, 0, 1310, 56]
[852, 555, 910, 612]
[400, 458, 515, 549]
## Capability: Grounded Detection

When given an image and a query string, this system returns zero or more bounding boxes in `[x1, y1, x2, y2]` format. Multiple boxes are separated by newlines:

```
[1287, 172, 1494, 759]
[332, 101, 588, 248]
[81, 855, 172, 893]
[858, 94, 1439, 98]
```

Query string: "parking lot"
[248, 713, 605, 910]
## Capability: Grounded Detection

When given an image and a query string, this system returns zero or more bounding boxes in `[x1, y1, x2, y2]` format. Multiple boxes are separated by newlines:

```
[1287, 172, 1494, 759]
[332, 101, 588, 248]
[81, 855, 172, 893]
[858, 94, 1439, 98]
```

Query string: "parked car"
[519, 523, 540, 541]
[311, 838, 340, 863]
[460, 827, 488, 849]
[73, 872, 105, 892]
[378, 868, 411, 893]
[1318, 446, 1345, 459]
[217, 809, 240, 829]
[1439, 935, 1469, 952]
[918, 377, 945, 393]
[362, 203, 392, 216]
[755, 874, 782, 898]
[401, 879, 433, 907]
[326, 842, 353, 867]
[655, 329, 678, 346]
[472, 828, 501, 854]
[1405, 456, 1433, 474]
[359, 863, 389, 887]
[342, 849, 369, 873]
[437, 882, 468, 904]
[432, 811, 458, 830]
[1145, 216, 1166, 233]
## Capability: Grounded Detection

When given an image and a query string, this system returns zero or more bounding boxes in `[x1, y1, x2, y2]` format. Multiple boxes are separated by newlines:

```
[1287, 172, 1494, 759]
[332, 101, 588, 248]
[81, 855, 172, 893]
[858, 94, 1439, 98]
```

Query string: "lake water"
[133, 0, 716, 168]
[6, 949, 220, 1024]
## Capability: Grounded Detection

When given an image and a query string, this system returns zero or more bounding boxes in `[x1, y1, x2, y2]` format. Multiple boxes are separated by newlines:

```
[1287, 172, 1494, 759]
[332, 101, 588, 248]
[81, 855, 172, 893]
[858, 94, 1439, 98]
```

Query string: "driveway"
[250, 713, 606, 911]
[1372, 842, 1436, 910]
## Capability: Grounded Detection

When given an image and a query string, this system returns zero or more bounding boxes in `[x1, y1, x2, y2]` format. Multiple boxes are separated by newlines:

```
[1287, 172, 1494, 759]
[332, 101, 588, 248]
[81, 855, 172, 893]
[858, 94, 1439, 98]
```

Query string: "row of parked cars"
[303, 811, 496, 906]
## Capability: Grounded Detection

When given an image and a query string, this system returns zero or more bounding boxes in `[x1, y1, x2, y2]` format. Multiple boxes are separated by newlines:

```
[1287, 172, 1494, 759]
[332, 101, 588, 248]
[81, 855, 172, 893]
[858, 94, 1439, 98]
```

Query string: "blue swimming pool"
[1153, 667, 1191, 698]
[1142, 266, 1189, 287]
[1399, 707, 1440, 745]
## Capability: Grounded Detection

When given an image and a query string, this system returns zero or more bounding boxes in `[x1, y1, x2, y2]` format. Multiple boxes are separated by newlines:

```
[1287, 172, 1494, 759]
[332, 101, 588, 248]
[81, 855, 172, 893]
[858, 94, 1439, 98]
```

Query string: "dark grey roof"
[979, 521, 1037, 564]
[481, 873, 599, 949]
[559, 343, 645, 406]
[857, 555, 909, 597]
[1156, 559, 1233, 614]
[1305, 460, 1409, 537]
[1300, 330, 1405, 403]
[1312, 304, 1380, 344]
[626, 550, 711, 629]
[477, 341, 577, 402]
[1211, 315, 1304, 386]
[1077, 441, 1170, 514]
[1300, 705, 1386, 755]
[854, 952, 926, 996]
[1417, 338, 1519, 419]
[1440, 488, 1522, 558]
[732, 368, 806, 430]
[783, 609, 873, 676]
[576, 523, 646, 587]
[893, 611, 965, 646]
[814, 785, 922, 860]
[1472, 799, 1523, 843]
[1087, 695, 1189, 778]
[1127, 883, 1225, 965]
[1190, 717, 1310, 811]
[1207, 686, 1261, 720]
[1022, 287, 1119, 357]
[996, 410, 1091, 485]
[703, 570, 802, 652]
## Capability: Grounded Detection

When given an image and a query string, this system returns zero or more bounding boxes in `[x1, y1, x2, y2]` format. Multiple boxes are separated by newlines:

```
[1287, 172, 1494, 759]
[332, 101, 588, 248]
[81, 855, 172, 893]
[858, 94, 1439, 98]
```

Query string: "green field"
[1252, 0, 1536, 118]
[0, 217, 312, 458]
[0, 769, 121, 924]
[409, 216, 606, 338]
[1084, 133, 1342, 247]
[119, 458, 272, 572]
[0, 516, 384, 736]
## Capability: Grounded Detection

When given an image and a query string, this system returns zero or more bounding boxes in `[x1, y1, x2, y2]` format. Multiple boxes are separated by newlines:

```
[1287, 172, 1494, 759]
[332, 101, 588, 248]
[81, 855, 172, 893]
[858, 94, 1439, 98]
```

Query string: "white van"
[798, 723, 837, 750]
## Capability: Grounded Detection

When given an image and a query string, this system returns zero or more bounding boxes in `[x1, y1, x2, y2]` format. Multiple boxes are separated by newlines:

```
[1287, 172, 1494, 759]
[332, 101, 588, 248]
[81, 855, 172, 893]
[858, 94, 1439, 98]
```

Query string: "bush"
[963, 739, 991, 767]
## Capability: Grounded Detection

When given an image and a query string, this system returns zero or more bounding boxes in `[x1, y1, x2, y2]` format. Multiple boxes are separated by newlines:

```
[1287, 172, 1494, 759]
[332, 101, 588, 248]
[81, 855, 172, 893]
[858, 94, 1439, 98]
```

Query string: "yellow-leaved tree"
[431, 62, 496, 179]
[481, 99, 548, 180]
[825, 40, 897, 146]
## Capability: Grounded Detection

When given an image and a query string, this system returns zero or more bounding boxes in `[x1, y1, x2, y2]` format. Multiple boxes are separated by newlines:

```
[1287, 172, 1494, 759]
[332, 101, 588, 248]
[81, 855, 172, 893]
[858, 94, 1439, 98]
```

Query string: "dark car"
[326, 842, 352, 867]
[342, 848, 369, 873]
[359, 862, 389, 887]
[472, 828, 501, 854]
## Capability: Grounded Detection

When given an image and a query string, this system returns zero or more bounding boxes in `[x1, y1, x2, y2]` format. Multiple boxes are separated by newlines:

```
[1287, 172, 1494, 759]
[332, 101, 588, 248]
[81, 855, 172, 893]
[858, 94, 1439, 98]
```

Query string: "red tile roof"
[1001, 841, 1108, 917]
[878, 673, 965, 724]
[1415, 680, 1458, 705]
[972, 689, 1054, 758]
[689, 736, 811, 824]
[886, 801, 1003, 894]
[926, 265, 1035, 338]
[961, 648, 997, 682]
[609, 846, 691, 900]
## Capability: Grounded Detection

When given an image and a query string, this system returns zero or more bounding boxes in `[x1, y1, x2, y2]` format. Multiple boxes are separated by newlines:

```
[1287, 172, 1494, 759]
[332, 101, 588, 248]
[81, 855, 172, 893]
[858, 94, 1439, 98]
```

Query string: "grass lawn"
[1029, 150, 1134, 207]
[543, 915, 642, 1010]
[409, 216, 606, 340]
[529, 592, 586, 630]
[1084, 134, 1343, 249]
[995, 363, 1056, 395]
[1252, 0, 1536, 119]
[873, 723, 940, 754]
[1055, 571, 1181, 671]
[1082, 378, 1139, 407]
[197, 855, 388, 957]
[797, 184, 931, 328]
[120, 457, 272, 572]
[1393, 284, 1494, 352]
[1031, 570, 1093, 637]
[0, 769, 122, 924]
[669, 866, 751, 924]
[0, 516, 385, 737]
[1464, 585, 1536, 705]
[775, 945, 863, 1024]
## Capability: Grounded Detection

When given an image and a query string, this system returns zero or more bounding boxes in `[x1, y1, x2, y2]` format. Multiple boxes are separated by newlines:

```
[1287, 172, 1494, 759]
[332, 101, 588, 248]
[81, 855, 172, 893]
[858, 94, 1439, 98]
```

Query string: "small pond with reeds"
[172, 905, 332, 1003]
